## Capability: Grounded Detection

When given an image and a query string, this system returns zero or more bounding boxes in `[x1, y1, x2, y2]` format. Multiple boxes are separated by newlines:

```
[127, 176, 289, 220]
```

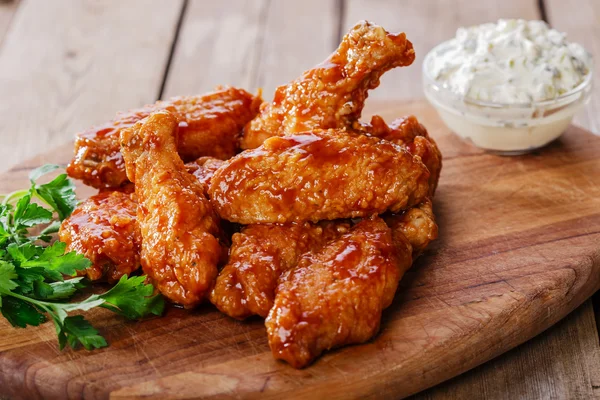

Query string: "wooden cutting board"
[0, 100, 599, 400]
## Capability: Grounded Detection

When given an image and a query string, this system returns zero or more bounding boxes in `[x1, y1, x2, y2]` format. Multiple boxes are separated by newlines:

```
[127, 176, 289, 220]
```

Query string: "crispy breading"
[120, 111, 224, 307]
[386, 198, 438, 257]
[210, 221, 350, 319]
[210, 130, 430, 224]
[359, 115, 442, 195]
[241, 21, 415, 149]
[67, 87, 261, 189]
[58, 191, 140, 283]
[265, 217, 412, 368]
[185, 156, 225, 193]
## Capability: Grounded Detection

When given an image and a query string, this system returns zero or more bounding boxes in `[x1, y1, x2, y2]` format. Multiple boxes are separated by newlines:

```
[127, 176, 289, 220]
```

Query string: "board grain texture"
[0, 100, 599, 400]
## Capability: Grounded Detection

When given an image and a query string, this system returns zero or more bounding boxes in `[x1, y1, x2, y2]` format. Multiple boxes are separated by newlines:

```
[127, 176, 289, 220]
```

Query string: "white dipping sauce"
[428, 19, 592, 104]
[423, 19, 593, 154]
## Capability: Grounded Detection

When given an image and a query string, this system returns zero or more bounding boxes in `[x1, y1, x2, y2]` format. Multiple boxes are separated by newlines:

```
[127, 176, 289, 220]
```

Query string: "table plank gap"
[156, 0, 189, 100]
[252, 0, 339, 98]
[537, 0, 549, 23]
[335, 0, 347, 46]
[161, 0, 268, 98]
[0, 0, 20, 47]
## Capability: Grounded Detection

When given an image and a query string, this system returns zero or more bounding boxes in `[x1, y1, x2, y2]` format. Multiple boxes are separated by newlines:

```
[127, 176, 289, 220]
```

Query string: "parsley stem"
[2, 190, 29, 205]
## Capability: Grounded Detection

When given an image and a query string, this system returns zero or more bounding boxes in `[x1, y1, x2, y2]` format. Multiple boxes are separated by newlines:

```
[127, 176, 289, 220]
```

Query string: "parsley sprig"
[0, 165, 164, 350]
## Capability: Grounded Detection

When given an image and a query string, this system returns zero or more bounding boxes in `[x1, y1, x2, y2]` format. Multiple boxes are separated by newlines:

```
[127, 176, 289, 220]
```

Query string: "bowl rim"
[422, 39, 594, 109]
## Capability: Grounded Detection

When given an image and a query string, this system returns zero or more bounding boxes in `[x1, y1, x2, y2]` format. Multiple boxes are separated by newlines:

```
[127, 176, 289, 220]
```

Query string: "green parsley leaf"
[32, 174, 77, 220]
[0, 261, 18, 293]
[0, 296, 46, 328]
[21, 241, 91, 277]
[61, 316, 107, 350]
[13, 194, 53, 229]
[28, 164, 61, 183]
[99, 275, 165, 319]
[46, 278, 85, 300]
[0, 164, 164, 351]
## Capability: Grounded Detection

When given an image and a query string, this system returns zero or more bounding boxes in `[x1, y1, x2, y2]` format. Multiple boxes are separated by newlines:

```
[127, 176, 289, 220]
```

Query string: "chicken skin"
[210, 130, 430, 224]
[210, 221, 351, 319]
[120, 111, 224, 307]
[59, 191, 140, 283]
[386, 198, 438, 257]
[266, 217, 412, 368]
[68, 87, 261, 189]
[185, 156, 225, 193]
[241, 21, 415, 149]
[360, 115, 442, 195]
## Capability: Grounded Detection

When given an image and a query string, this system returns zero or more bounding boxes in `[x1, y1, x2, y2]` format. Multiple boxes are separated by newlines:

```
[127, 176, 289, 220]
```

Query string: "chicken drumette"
[266, 217, 413, 368]
[120, 111, 225, 307]
[59, 190, 140, 283]
[68, 87, 261, 189]
[210, 130, 430, 224]
[241, 21, 415, 149]
[210, 221, 351, 319]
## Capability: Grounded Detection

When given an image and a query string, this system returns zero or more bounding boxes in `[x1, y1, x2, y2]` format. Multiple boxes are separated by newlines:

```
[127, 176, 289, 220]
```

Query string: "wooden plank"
[0, 0, 184, 173]
[161, 0, 266, 97]
[545, 0, 599, 134]
[0, 0, 20, 44]
[163, 0, 339, 100]
[342, 0, 540, 99]
[411, 301, 600, 399]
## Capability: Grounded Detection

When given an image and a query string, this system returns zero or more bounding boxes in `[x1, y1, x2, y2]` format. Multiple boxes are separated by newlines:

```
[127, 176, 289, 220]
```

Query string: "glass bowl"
[422, 40, 594, 155]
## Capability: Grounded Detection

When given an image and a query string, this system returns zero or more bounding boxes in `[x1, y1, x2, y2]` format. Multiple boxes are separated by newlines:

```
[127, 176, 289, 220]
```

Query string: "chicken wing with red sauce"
[68, 87, 261, 189]
[120, 111, 225, 307]
[265, 217, 412, 368]
[241, 21, 415, 149]
[185, 156, 225, 193]
[210, 130, 430, 224]
[210, 221, 350, 319]
[59, 191, 140, 283]
[359, 115, 442, 195]
[386, 198, 438, 257]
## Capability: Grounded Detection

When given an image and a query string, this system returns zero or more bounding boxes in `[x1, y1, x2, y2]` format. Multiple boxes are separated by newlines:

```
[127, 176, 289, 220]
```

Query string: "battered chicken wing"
[59, 191, 140, 283]
[386, 198, 438, 257]
[120, 111, 224, 307]
[241, 21, 415, 149]
[210, 130, 430, 224]
[266, 217, 412, 368]
[68, 87, 261, 189]
[360, 115, 442, 195]
[210, 221, 351, 319]
[185, 156, 225, 193]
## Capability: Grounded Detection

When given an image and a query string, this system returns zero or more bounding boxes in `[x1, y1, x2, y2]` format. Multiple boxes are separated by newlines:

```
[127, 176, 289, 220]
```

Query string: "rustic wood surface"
[0, 1, 599, 399]
[0, 100, 599, 400]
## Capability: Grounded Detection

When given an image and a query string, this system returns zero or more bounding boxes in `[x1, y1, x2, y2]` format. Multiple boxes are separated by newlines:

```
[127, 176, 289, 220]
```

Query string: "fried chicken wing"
[265, 217, 412, 368]
[360, 115, 442, 195]
[185, 156, 225, 193]
[68, 87, 261, 189]
[210, 221, 350, 319]
[59, 191, 140, 283]
[386, 198, 438, 257]
[210, 130, 430, 224]
[120, 111, 224, 307]
[241, 21, 415, 149]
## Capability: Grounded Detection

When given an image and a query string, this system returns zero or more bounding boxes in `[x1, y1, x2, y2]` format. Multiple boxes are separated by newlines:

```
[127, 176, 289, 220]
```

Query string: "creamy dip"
[426, 19, 592, 104]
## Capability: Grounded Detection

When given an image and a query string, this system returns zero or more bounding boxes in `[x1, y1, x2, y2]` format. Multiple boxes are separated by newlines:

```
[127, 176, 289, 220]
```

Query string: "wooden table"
[0, 1, 598, 398]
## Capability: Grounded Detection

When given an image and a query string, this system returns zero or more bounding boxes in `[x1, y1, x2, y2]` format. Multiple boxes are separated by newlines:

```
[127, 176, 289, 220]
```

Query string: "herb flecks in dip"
[427, 19, 592, 104]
